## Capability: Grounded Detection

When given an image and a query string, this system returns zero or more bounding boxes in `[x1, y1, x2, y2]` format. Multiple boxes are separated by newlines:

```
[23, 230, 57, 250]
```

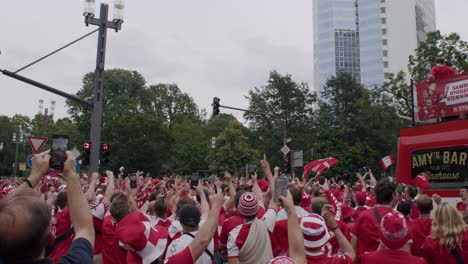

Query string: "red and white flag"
[379, 155, 395, 170]
[303, 157, 338, 182]
[116, 211, 168, 264]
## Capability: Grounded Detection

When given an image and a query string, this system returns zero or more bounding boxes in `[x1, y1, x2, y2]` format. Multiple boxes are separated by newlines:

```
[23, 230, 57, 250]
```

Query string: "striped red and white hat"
[300, 213, 331, 250]
[237, 192, 259, 217]
[379, 212, 411, 250]
[268, 256, 296, 264]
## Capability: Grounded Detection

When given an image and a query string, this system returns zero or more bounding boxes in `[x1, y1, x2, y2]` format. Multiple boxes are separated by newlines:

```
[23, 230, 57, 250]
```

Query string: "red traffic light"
[214, 97, 220, 103]
[83, 142, 91, 149]
[102, 143, 110, 151]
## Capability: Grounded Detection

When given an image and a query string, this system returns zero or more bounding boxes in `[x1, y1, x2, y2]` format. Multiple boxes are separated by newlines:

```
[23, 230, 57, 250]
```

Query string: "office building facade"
[313, 0, 436, 93]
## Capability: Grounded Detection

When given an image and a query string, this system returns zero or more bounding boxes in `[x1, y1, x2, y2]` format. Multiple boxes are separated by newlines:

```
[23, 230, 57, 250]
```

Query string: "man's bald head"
[0, 189, 52, 263]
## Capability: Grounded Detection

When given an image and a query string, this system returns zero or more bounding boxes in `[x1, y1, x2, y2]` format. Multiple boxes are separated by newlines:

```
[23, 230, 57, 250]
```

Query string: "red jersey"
[430, 65, 456, 80]
[359, 248, 426, 264]
[422, 232, 468, 264]
[220, 215, 243, 247]
[306, 253, 353, 264]
[456, 202, 467, 211]
[410, 202, 420, 219]
[164, 246, 193, 264]
[351, 206, 394, 255]
[410, 218, 432, 256]
[101, 215, 126, 264]
[352, 206, 367, 221]
[49, 209, 74, 263]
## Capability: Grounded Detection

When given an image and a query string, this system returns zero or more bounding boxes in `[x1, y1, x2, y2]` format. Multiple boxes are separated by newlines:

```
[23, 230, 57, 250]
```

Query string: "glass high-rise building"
[313, 0, 436, 93]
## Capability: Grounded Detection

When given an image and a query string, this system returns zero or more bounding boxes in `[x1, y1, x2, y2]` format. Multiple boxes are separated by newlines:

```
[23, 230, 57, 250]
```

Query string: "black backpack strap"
[373, 207, 382, 223]
[46, 228, 74, 256]
[184, 232, 214, 260]
[451, 248, 465, 264]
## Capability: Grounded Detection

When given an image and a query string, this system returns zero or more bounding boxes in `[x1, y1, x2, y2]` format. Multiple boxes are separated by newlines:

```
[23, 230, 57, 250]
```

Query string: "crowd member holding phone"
[0, 150, 95, 264]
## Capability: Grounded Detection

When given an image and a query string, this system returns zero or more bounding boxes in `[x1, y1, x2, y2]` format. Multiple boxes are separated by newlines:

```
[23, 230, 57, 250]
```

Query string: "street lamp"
[12, 132, 24, 177]
[38, 99, 56, 136]
[83, 0, 124, 175]
[83, 0, 96, 19]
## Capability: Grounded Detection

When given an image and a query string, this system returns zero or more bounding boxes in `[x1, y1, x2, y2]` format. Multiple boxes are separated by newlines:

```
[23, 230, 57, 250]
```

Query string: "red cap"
[355, 191, 366, 205]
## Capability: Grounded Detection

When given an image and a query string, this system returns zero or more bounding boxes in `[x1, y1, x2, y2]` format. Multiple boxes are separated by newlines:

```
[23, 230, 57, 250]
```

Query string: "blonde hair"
[431, 202, 468, 249]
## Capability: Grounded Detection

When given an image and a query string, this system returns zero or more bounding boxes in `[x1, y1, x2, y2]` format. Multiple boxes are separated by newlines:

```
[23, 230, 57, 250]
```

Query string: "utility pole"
[1, 1, 124, 175]
[12, 132, 23, 177]
[84, 1, 123, 174]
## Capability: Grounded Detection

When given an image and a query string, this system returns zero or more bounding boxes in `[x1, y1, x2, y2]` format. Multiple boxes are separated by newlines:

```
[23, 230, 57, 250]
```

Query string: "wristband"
[23, 178, 34, 188]
[331, 226, 339, 231]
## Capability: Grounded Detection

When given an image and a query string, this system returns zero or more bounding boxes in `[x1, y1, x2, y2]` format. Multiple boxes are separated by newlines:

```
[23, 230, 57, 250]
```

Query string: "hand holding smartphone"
[129, 173, 137, 189]
[49, 135, 70, 170]
[273, 175, 289, 204]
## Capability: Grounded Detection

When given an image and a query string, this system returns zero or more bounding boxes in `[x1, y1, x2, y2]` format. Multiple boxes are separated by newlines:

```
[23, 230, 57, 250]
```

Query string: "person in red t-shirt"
[165, 194, 224, 264]
[351, 179, 397, 255]
[301, 205, 355, 264]
[102, 192, 127, 264]
[430, 58, 457, 80]
[359, 212, 426, 264]
[48, 192, 74, 263]
[456, 186, 468, 212]
[352, 191, 368, 221]
[422, 202, 468, 264]
[411, 194, 433, 256]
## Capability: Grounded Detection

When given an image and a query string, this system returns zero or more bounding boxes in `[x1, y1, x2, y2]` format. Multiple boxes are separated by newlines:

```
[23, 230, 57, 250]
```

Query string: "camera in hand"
[247, 164, 257, 176]
[129, 173, 137, 189]
[359, 166, 369, 175]
[50, 135, 70, 170]
[190, 173, 199, 189]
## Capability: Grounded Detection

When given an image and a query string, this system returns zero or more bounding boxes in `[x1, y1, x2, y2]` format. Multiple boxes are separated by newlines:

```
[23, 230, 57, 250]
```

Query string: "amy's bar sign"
[411, 146, 468, 188]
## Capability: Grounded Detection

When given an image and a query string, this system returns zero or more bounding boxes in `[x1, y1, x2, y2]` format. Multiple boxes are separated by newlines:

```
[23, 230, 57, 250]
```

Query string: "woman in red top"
[421, 202, 468, 264]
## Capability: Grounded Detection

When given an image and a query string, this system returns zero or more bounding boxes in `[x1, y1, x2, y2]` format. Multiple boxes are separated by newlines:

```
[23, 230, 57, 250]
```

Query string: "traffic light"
[101, 143, 111, 166]
[212, 97, 220, 116]
[82, 141, 91, 167]
[284, 150, 292, 175]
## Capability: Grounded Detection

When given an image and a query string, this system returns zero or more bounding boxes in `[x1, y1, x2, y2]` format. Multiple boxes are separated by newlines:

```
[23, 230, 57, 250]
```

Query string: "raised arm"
[323, 205, 355, 262]
[195, 184, 210, 220]
[63, 151, 95, 247]
[84, 172, 99, 202]
[188, 194, 224, 262]
[280, 191, 306, 264]
[17, 150, 50, 194]
[103, 171, 115, 204]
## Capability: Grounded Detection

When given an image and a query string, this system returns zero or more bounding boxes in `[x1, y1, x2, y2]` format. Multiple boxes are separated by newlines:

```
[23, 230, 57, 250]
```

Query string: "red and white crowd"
[1, 152, 467, 264]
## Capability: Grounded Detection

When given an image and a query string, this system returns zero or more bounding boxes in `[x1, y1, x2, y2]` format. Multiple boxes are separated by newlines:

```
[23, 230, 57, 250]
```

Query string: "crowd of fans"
[0, 150, 467, 264]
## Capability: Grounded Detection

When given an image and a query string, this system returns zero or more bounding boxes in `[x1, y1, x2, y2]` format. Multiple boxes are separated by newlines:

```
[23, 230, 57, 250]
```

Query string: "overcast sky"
[1, 0, 467, 123]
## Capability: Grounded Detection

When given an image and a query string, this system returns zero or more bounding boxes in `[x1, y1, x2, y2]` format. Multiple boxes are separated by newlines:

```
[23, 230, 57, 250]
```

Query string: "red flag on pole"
[379, 155, 395, 170]
[303, 157, 338, 182]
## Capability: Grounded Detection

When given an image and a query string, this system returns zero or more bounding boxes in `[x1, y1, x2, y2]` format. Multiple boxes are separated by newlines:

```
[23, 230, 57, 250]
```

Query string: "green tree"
[210, 121, 258, 177]
[143, 84, 201, 127]
[317, 72, 403, 175]
[409, 31, 468, 82]
[244, 71, 317, 167]
[168, 118, 208, 174]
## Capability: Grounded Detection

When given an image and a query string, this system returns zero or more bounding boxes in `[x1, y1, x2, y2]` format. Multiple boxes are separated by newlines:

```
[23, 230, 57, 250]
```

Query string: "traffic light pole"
[87, 4, 108, 175]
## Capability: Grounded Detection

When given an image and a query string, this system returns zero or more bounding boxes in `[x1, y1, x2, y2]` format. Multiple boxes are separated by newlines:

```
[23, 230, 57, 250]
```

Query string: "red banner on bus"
[414, 72, 468, 123]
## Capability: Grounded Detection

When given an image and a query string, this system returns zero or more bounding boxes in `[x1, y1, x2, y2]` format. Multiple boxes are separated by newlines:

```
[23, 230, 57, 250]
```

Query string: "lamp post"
[12, 132, 23, 177]
[38, 99, 56, 136]
[83, 0, 124, 174]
